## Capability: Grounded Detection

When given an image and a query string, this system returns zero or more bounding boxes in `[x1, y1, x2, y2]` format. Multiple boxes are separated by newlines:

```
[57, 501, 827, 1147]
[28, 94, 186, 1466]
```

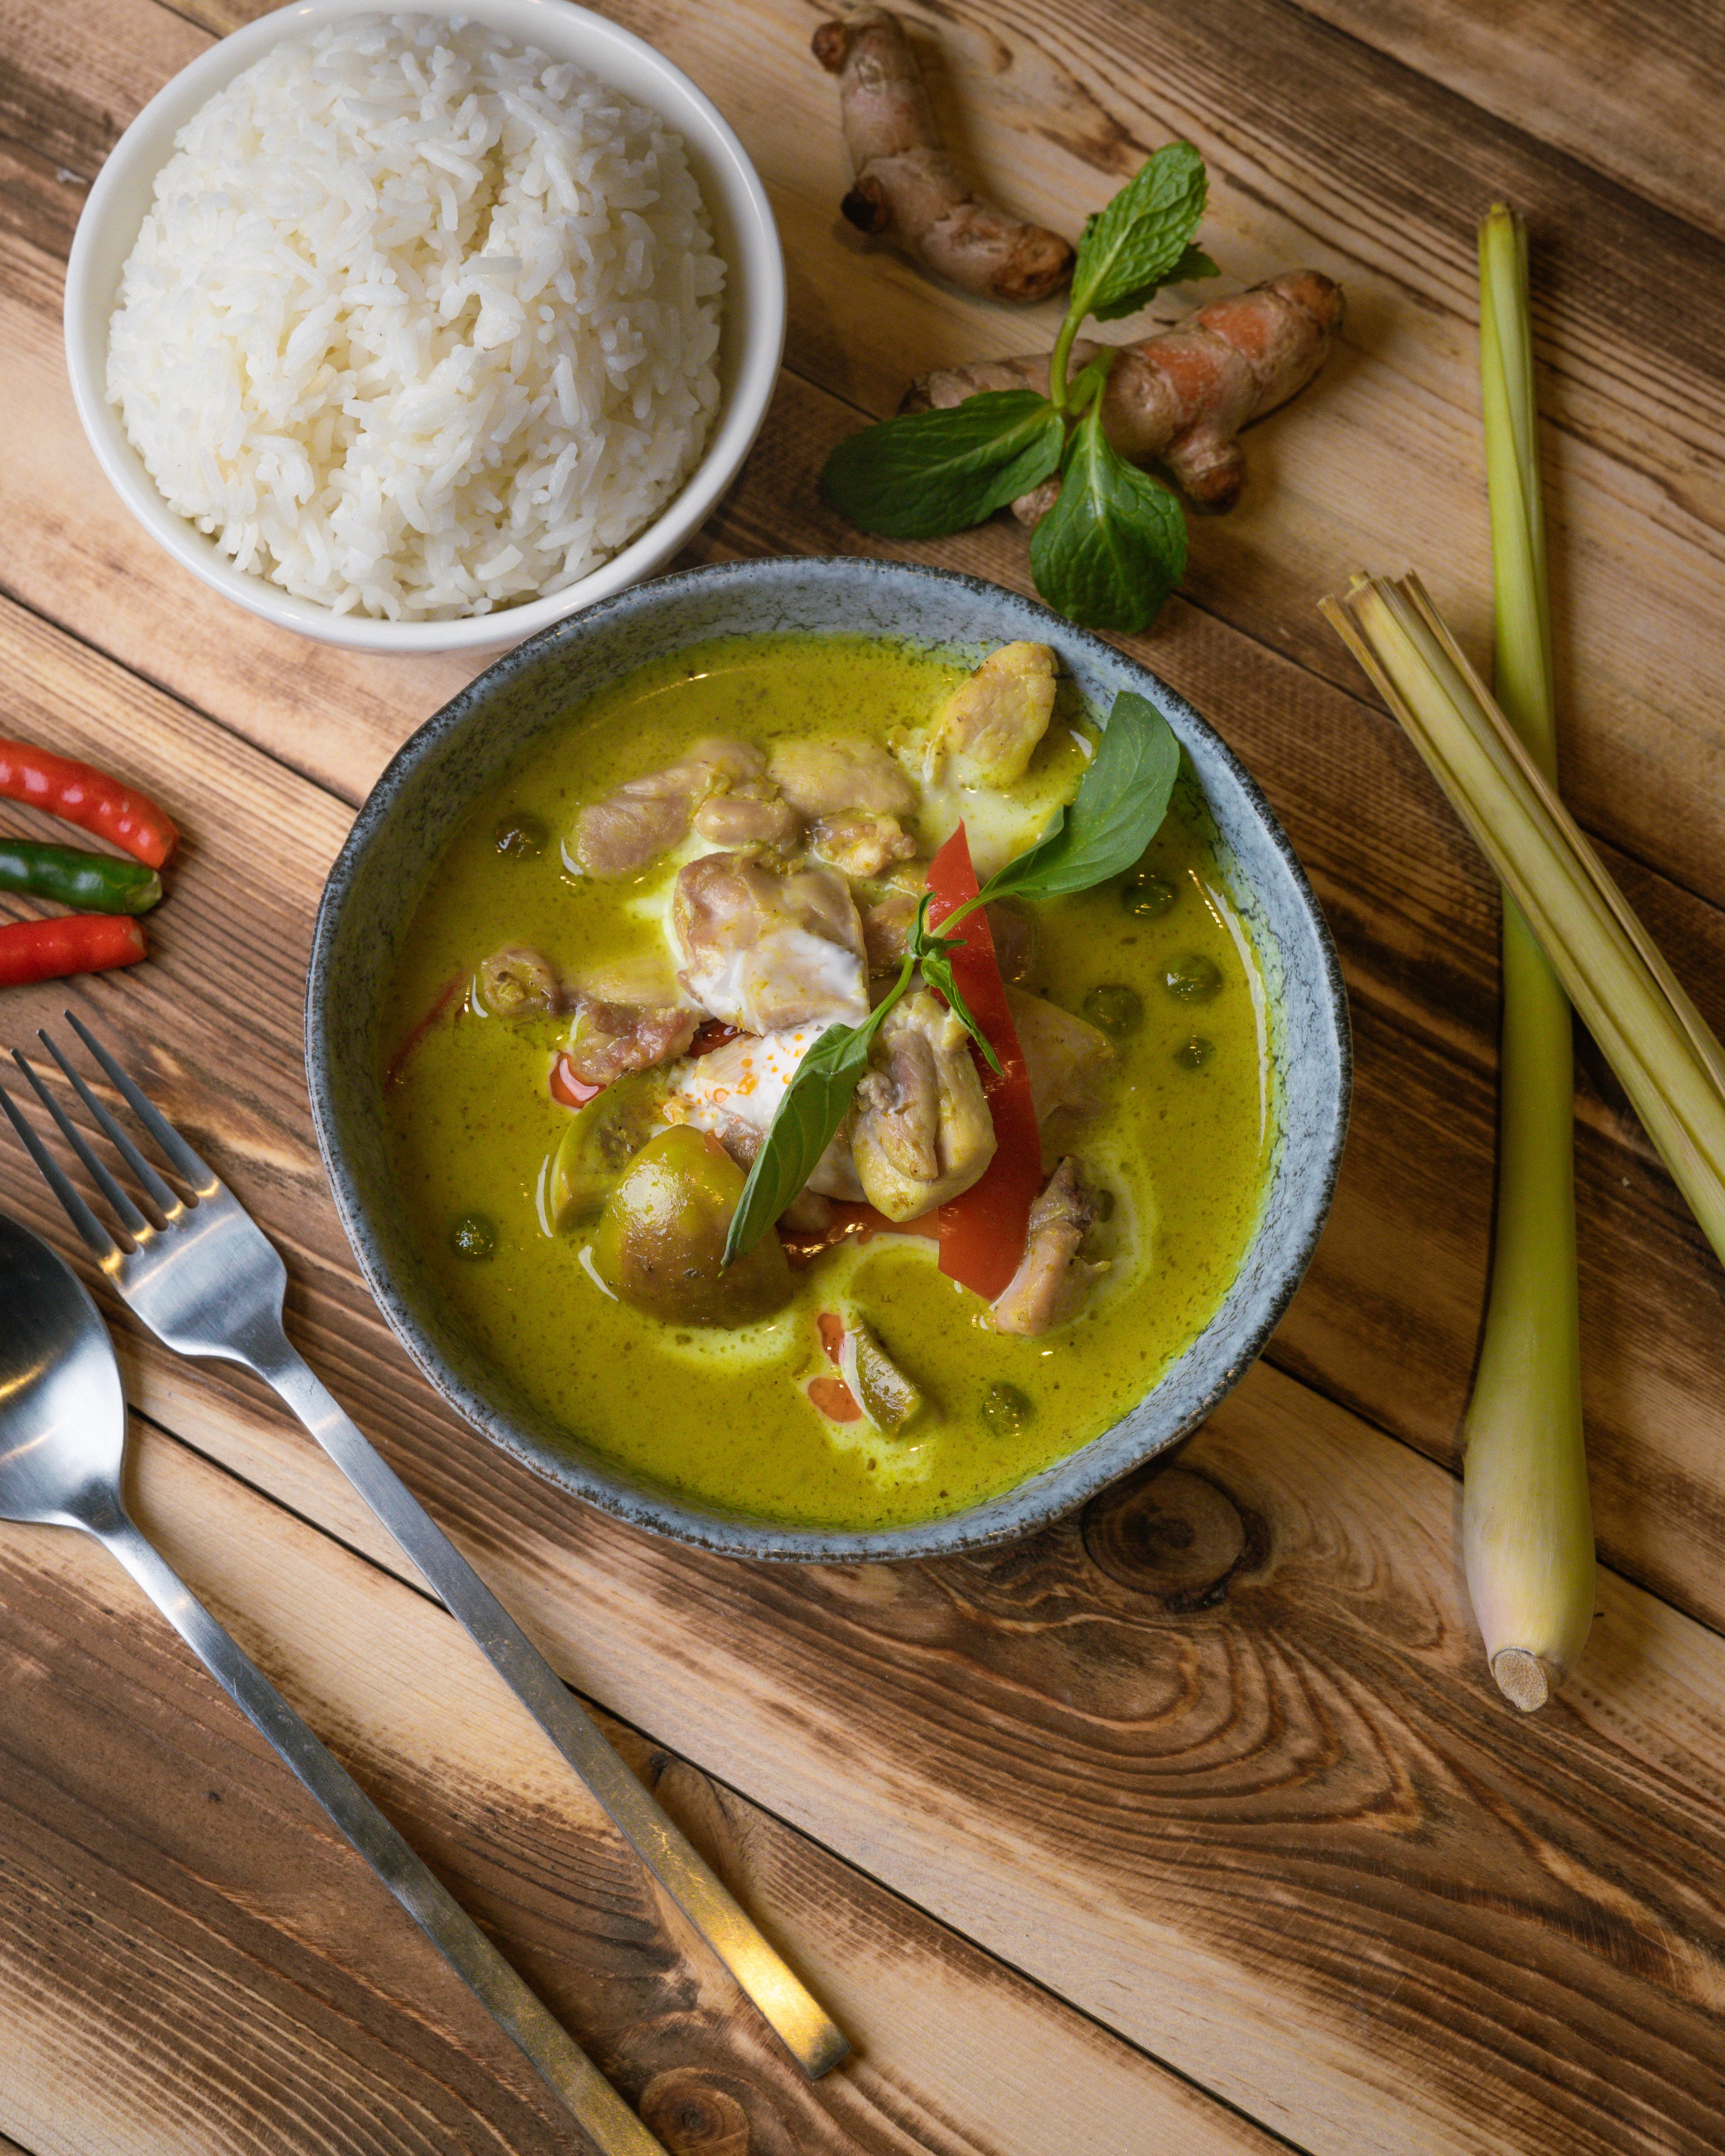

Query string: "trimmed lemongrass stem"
[1462, 201, 1590, 1713]
[1321, 574, 1725, 1261]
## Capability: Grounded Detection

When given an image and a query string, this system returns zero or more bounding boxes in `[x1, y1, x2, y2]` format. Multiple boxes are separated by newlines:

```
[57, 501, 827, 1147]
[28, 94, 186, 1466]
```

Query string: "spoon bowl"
[0, 1211, 125, 1528]
[0, 1207, 668, 2152]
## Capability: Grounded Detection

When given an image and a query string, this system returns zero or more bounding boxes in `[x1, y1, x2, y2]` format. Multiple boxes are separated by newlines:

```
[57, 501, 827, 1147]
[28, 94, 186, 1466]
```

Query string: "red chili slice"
[549, 1053, 607, 1109]
[687, 1020, 743, 1057]
[808, 1374, 863, 1423]
[925, 823, 1043, 1303]
[385, 972, 462, 1087]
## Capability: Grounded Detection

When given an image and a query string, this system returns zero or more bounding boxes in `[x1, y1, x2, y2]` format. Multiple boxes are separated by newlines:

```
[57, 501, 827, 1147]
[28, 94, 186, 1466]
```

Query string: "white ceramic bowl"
[62, 0, 786, 656]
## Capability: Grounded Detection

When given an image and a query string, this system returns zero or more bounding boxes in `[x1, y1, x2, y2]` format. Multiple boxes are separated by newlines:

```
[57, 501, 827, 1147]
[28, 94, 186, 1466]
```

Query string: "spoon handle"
[251, 1339, 848, 2080]
[94, 1506, 666, 2156]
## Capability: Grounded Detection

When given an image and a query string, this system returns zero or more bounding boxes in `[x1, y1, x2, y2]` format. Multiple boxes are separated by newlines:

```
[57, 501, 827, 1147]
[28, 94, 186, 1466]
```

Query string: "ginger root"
[904, 270, 1344, 517]
[812, 6, 1075, 305]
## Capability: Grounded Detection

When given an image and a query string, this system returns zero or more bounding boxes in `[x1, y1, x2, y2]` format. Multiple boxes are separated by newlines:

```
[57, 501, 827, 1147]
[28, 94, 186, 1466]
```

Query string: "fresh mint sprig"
[720, 691, 1181, 1266]
[819, 142, 1214, 634]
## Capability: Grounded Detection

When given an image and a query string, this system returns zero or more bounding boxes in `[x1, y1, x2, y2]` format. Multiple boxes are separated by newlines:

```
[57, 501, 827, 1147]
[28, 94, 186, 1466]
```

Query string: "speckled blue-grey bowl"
[307, 558, 1350, 1562]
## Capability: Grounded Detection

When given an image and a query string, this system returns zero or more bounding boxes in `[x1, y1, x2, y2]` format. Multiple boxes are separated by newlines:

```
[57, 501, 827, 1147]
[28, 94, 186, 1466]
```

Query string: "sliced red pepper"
[926, 823, 1043, 1302]
[687, 1020, 743, 1058]
[385, 972, 462, 1087]
[0, 913, 146, 988]
[808, 1374, 863, 1423]
[0, 740, 179, 868]
[549, 1052, 607, 1109]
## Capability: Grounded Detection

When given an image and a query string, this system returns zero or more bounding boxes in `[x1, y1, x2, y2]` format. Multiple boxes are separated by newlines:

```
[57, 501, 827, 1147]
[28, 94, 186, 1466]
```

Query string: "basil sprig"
[819, 141, 1216, 634]
[720, 691, 1180, 1266]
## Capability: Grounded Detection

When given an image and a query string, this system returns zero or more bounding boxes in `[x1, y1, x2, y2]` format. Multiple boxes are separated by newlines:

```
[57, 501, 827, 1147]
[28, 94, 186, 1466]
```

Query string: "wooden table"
[4, 0, 1724, 2148]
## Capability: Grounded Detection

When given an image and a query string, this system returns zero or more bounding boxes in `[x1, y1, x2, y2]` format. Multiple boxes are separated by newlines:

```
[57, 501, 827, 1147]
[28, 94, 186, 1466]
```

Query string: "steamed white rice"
[106, 13, 726, 620]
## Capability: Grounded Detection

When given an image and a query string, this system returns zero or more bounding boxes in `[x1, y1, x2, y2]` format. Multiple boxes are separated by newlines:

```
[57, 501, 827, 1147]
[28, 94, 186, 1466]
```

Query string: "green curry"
[381, 634, 1272, 1530]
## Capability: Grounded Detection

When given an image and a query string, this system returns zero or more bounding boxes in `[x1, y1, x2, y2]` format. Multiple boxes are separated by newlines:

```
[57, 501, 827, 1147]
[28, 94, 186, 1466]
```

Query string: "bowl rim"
[62, 0, 787, 655]
[306, 556, 1353, 1561]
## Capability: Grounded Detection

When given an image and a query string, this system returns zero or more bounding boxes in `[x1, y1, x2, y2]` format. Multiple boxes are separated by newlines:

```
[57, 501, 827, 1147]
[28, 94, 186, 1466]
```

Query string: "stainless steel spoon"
[0, 1210, 666, 2156]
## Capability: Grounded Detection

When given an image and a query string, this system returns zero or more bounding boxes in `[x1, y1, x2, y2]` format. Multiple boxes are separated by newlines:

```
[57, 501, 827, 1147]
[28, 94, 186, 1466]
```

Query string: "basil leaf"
[820, 391, 1065, 541]
[983, 689, 1181, 905]
[1071, 142, 1208, 325]
[1028, 394, 1186, 632]
[916, 942, 1004, 1076]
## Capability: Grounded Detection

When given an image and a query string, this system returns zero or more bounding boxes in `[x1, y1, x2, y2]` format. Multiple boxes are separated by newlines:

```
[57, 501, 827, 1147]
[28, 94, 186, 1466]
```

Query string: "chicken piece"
[861, 887, 921, 972]
[923, 643, 1057, 788]
[991, 1158, 1109, 1336]
[573, 739, 765, 876]
[852, 990, 997, 1219]
[562, 953, 696, 1082]
[769, 735, 919, 819]
[476, 945, 561, 1018]
[809, 812, 919, 879]
[670, 853, 869, 1034]
[669, 1025, 866, 1200]
[1006, 986, 1115, 1122]
[692, 783, 802, 850]
[566, 997, 697, 1085]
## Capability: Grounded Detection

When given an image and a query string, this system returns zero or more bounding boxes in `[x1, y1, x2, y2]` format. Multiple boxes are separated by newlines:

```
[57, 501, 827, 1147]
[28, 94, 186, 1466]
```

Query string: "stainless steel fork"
[2, 1012, 847, 2080]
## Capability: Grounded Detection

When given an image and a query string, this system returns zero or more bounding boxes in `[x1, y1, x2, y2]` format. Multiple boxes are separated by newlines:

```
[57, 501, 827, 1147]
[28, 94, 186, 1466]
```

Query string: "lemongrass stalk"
[1461, 203, 1590, 1712]
[1330, 575, 1725, 1250]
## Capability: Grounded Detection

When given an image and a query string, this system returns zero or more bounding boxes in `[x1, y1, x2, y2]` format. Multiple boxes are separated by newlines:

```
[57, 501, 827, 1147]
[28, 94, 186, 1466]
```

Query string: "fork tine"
[60, 1012, 217, 1192]
[32, 1034, 179, 1219]
[12, 1049, 154, 1236]
[0, 1078, 121, 1263]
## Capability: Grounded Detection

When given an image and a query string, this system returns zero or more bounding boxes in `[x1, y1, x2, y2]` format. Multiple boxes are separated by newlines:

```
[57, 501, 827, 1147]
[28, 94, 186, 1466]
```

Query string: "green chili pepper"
[0, 838, 162, 915]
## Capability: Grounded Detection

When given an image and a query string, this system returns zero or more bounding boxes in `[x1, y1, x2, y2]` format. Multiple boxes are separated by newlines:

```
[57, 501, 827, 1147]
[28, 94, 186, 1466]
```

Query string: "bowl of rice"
[63, 2, 785, 654]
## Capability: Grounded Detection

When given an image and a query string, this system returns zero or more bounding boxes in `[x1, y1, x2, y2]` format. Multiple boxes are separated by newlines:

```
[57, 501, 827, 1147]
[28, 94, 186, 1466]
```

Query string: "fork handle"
[252, 1341, 848, 2080]
[93, 1505, 665, 2156]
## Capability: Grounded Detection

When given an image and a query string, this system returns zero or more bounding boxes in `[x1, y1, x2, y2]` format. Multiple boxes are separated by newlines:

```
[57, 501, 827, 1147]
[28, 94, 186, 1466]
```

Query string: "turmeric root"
[903, 270, 1344, 517]
[812, 7, 1075, 305]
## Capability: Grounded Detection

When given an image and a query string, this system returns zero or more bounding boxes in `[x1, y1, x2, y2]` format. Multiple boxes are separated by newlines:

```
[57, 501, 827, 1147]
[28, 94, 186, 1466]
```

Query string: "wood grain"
[2, 592, 1725, 2151]
[1286, 0, 1725, 245]
[124, 0, 1725, 918]
[8, 26, 1725, 1640]
[3, 1424, 1264, 2156]
[7, 0, 1725, 2148]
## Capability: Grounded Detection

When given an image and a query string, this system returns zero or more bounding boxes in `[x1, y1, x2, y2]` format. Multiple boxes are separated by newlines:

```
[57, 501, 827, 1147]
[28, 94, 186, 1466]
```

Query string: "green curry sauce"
[381, 635, 1273, 1530]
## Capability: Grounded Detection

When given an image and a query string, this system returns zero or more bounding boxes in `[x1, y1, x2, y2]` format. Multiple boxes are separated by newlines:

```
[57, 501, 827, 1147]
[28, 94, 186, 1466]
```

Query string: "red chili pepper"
[0, 913, 146, 988]
[549, 1053, 607, 1109]
[0, 740, 179, 868]
[925, 823, 1043, 1302]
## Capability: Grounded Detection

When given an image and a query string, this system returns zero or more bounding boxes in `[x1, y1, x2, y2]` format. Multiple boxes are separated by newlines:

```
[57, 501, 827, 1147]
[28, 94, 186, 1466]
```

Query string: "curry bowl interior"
[307, 559, 1350, 1560]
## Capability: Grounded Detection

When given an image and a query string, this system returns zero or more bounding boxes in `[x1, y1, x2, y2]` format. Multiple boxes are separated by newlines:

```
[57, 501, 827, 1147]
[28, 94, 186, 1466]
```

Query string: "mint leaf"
[1168, 244, 1220, 284]
[1072, 142, 1208, 325]
[1028, 394, 1186, 632]
[820, 391, 1064, 541]
[983, 689, 1181, 905]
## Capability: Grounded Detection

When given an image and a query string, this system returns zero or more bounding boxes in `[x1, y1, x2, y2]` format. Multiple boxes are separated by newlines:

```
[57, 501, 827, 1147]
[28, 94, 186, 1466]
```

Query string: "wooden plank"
[9, 333, 1725, 1647]
[1, 1423, 1267, 2156]
[78, 0, 1725, 917]
[8, 264, 1725, 1618]
[2, 599, 1725, 2152]
[1284, 0, 1725, 245]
